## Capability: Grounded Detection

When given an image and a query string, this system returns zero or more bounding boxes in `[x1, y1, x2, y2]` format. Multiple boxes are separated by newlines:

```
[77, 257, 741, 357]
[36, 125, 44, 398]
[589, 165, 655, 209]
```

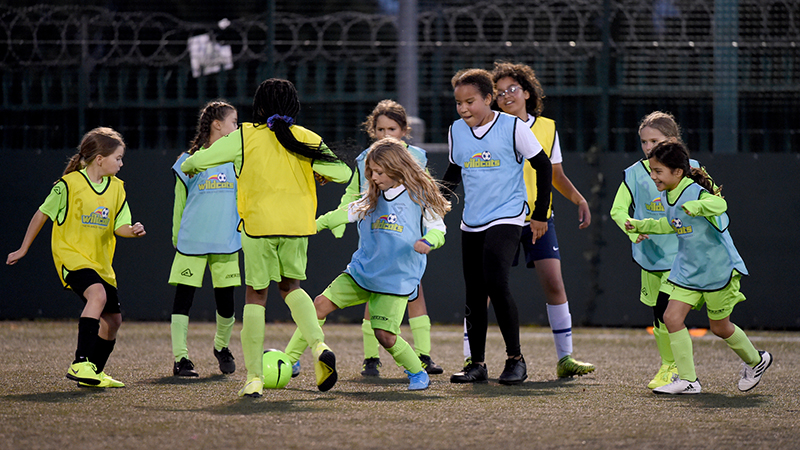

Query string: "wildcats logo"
[198, 172, 234, 190]
[464, 151, 500, 168]
[645, 196, 665, 212]
[371, 213, 403, 232]
[82, 206, 110, 227]
[671, 218, 693, 235]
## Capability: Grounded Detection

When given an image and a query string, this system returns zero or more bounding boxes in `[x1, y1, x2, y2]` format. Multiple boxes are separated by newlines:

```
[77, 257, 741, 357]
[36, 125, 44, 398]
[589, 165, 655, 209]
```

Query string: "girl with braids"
[611, 111, 708, 389]
[182, 78, 351, 398]
[284, 137, 450, 390]
[308, 99, 443, 379]
[169, 100, 240, 378]
[7, 127, 146, 388]
[625, 139, 772, 394]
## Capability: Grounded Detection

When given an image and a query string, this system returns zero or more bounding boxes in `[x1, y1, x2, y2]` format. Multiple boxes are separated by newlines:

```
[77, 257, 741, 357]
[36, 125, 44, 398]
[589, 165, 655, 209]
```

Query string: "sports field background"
[2, 321, 798, 449]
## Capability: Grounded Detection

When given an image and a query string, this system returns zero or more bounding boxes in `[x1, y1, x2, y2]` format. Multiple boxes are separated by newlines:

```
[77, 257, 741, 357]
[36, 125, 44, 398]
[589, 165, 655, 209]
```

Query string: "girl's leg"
[711, 316, 760, 366]
[461, 230, 489, 365]
[93, 312, 122, 374]
[662, 300, 697, 382]
[648, 291, 678, 388]
[361, 303, 381, 363]
[213, 286, 236, 374]
[170, 284, 195, 364]
[374, 328, 423, 373]
[482, 225, 523, 359]
[240, 286, 267, 387]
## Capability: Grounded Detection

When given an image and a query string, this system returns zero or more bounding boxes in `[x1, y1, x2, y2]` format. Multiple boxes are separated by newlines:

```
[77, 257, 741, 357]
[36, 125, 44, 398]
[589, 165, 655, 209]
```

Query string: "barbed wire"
[2, 1, 797, 68]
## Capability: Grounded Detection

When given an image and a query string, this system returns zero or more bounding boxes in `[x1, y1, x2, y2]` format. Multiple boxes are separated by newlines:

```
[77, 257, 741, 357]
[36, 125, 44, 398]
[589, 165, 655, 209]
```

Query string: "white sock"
[463, 318, 471, 359]
[547, 302, 573, 360]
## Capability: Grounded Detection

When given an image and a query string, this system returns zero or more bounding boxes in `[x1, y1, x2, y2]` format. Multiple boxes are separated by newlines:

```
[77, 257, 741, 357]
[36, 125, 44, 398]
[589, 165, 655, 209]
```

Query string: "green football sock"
[409, 315, 431, 357]
[385, 336, 423, 373]
[241, 304, 265, 380]
[170, 314, 189, 362]
[284, 319, 325, 364]
[362, 319, 380, 360]
[284, 289, 325, 350]
[653, 321, 675, 365]
[214, 312, 235, 351]
[724, 325, 760, 367]
[669, 328, 697, 381]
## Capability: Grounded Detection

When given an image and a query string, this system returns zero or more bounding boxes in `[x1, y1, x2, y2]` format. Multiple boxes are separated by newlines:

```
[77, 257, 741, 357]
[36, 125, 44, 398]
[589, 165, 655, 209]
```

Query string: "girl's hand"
[682, 205, 694, 216]
[624, 220, 635, 231]
[131, 222, 146, 237]
[314, 172, 329, 186]
[530, 220, 548, 244]
[6, 249, 26, 265]
[577, 200, 591, 229]
[634, 234, 649, 244]
[414, 239, 432, 255]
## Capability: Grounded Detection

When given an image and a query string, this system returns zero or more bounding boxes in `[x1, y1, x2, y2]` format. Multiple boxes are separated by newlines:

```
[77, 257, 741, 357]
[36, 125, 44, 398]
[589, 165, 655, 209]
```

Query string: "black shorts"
[513, 216, 560, 268]
[64, 269, 121, 315]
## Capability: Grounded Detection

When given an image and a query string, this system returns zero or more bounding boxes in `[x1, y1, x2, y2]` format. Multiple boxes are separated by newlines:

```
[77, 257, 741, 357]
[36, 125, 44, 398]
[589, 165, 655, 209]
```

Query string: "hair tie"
[266, 114, 295, 129]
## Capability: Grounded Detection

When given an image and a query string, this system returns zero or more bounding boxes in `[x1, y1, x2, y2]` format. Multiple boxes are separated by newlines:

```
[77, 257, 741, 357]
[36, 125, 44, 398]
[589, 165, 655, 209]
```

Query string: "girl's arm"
[6, 210, 49, 265]
[415, 209, 446, 255]
[440, 163, 462, 200]
[610, 182, 648, 243]
[316, 169, 360, 237]
[116, 222, 146, 238]
[551, 162, 590, 229]
[172, 177, 188, 247]
[682, 192, 727, 218]
[312, 144, 352, 184]
[182, 130, 242, 175]
[625, 217, 673, 235]
[526, 151, 553, 242]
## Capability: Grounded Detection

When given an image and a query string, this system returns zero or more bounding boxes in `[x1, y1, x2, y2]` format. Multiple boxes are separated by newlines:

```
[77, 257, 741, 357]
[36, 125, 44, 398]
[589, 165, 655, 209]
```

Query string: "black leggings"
[462, 224, 523, 363]
[172, 284, 235, 319]
[652, 290, 670, 326]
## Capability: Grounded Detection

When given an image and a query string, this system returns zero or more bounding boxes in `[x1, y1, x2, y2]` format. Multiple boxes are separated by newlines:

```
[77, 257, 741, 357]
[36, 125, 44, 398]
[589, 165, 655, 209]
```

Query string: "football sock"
[171, 314, 190, 361]
[546, 302, 573, 360]
[462, 319, 471, 359]
[386, 336, 423, 373]
[284, 289, 325, 350]
[724, 324, 760, 367]
[214, 312, 235, 351]
[653, 320, 675, 365]
[669, 328, 697, 381]
[284, 319, 325, 363]
[362, 319, 380, 360]
[409, 315, 431, 357]
[241, 304, 266, 380]
[91, 337, 116, 373]
[75, 317, 100, 363]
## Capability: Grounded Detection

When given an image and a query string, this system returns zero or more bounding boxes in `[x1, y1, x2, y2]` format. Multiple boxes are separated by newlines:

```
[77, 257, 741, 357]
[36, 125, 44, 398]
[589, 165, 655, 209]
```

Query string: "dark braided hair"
[252, 78, 338, 162]
[491, 61, 546, 118]
[647, 138, 721, 195]
[188, 100, 236, 155]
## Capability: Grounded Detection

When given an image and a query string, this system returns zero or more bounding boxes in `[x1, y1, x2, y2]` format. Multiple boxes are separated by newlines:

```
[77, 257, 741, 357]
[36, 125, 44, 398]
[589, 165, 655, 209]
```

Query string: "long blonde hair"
[354, 137, 451, 219]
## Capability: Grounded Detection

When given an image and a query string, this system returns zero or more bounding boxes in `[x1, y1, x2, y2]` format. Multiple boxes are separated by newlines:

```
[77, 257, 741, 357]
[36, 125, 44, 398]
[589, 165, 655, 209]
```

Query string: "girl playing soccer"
[169, 100, 241, 377]
[610, 111, 699, 389]
[443, 68, 553, 385]
[311, 99, 443, 377]
[479, 60, 595, 378]
[285, 136, 450, 390]
[625, 139, 772, 394]
[7, 127, 146, 388]
[181, 78, 352, 397]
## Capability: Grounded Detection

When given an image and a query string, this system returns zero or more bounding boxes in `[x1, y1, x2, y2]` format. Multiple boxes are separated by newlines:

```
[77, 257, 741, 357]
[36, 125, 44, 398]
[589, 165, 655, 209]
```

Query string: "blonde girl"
[309, 99, 443, 378]
[169, 100, 240, 378]
[285, 136, 450, 390]
[7, 127, 145, 388]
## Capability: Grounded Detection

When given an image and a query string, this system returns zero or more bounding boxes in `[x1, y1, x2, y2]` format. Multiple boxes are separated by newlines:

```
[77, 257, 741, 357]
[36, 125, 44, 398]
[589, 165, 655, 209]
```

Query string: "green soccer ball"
[262, 349, 292, 389]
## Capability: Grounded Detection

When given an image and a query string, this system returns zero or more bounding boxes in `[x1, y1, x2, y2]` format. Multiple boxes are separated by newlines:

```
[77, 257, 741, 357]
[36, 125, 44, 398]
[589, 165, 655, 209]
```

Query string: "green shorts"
[663, 272, 746, 321]
[322, 274, 407, 335]
[168, 252, 241, 288]
[241, 234, 308, 290]
[640, 270, 670, 307]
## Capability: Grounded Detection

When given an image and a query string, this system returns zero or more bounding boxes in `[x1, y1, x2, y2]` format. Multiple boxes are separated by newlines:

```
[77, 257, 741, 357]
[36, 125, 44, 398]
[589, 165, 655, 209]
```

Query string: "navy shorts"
[513, 217, 560, 268]
[65, 269, 122, 315]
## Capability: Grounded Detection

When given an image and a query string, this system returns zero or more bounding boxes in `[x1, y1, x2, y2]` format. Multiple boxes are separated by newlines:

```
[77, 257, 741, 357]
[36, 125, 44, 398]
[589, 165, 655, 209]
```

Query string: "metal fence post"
[713, 0, 738, 153]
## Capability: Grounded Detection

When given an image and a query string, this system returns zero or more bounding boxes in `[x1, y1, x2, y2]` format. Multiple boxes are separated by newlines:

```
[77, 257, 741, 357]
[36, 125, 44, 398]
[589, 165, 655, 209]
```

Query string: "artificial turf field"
[1, 321, 798, 450]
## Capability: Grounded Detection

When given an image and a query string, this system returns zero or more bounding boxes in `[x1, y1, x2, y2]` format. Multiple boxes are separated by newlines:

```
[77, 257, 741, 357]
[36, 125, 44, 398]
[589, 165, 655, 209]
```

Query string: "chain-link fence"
[1, 1, 798, 152]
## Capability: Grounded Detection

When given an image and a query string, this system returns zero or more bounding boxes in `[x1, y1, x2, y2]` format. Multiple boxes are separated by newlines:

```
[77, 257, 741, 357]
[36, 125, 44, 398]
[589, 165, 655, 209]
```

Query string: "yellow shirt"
[524, 116, 556, 221]
[50, 171, 127, 288]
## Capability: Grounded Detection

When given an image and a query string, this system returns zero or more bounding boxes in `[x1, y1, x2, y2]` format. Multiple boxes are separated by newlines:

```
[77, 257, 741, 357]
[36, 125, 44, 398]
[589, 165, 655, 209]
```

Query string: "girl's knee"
[374, 329, 396, 348]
